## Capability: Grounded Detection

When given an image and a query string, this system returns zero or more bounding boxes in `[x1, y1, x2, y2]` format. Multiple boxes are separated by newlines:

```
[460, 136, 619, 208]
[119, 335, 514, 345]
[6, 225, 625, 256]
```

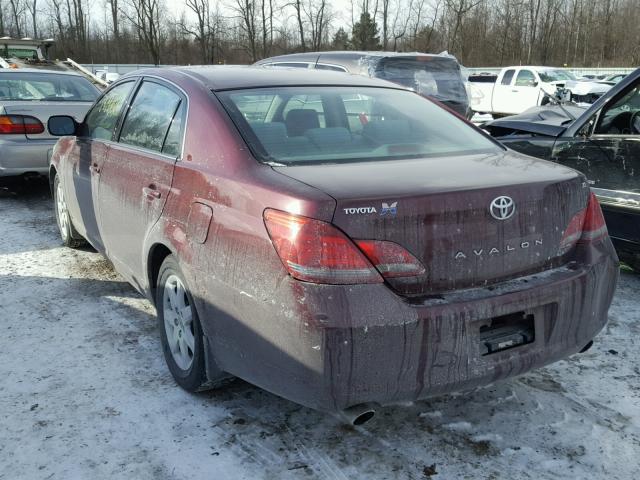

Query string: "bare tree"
[184, 0, 211, 63]
[233, 0, 258, 61]
[122, 0, 162, 64]
[106, 0, 119, 61]
[380, 0, 389, 48]
[292, 0, 306, 51]
[304, 0, 330, 51]
[25, 0, 37, 37]
[9, 0, 23, 37]
[444, 0, 483, 52]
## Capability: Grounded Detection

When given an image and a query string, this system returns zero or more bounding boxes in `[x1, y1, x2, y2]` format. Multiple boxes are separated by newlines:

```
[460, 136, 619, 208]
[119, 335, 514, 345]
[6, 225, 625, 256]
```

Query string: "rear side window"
[162, 103, 186, 157]
[501, 70, 515, 85]
[268, 62, 310, 68]
[119, 81, 182, 153]
[219, 86, 501, 165]
[84, 81, 135, 141]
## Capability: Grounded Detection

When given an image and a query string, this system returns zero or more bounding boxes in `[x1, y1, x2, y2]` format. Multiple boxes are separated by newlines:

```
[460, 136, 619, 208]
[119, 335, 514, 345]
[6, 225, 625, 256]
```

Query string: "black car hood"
[484, 105, 587, 137]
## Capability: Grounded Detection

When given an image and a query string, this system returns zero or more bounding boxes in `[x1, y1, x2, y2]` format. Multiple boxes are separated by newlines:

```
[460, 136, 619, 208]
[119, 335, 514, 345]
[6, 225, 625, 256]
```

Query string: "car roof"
[257, 51, 457, 60]
[133, 65, 408, 91]
[255, 51, 460, 67]
[0, 68, 85, 77]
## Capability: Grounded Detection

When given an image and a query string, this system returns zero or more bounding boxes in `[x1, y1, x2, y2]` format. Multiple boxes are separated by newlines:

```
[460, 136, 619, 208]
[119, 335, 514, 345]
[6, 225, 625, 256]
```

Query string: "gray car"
[0, 69, 99, 177]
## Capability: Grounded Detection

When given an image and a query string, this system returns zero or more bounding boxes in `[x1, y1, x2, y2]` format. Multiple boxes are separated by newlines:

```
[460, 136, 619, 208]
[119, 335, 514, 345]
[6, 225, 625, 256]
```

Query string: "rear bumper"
[0, 139, 56, 177]
[198, 240, 618, 412]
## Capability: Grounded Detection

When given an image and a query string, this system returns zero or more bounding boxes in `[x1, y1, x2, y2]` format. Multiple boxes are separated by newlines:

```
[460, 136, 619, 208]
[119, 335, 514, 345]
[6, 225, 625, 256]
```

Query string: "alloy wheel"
[56, 180, 69, 242]
[162, 275, 195, 370]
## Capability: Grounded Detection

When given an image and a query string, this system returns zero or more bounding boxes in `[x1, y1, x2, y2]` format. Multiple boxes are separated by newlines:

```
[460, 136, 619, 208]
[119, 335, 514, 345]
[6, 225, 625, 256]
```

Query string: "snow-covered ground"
[1, 178, 638, 480]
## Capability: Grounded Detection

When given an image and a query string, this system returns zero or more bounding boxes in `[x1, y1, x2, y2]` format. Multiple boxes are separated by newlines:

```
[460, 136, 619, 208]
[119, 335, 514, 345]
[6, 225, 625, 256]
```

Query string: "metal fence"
[467, 67, 636, 77]
[82, 64, 176, 75]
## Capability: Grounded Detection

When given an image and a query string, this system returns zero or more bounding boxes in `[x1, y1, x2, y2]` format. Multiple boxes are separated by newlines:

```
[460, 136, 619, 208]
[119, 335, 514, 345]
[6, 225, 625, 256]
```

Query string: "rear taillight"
[355, 240, 425, 278]
[559, 192, 607, 254]
[264, 209, 382, 284]
[580, 192, 608, 242]
[0, 115, 45, 134]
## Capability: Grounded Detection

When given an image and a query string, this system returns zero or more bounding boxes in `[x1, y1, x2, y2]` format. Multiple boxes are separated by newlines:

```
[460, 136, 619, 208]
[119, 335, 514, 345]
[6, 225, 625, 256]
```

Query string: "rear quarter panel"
[143, 75, 335, 311]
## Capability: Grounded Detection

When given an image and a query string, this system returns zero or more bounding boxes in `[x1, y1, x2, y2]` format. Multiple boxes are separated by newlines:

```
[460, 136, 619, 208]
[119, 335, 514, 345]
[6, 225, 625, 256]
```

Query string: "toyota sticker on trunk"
[343, 202, 398, 216]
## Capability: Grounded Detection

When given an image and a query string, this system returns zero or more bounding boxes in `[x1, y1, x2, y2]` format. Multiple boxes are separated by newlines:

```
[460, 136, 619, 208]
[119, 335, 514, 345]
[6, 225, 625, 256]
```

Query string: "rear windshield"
[218, 86, 501, 165]
[0, 72, 99, 102]
[373, 57, 467, 105]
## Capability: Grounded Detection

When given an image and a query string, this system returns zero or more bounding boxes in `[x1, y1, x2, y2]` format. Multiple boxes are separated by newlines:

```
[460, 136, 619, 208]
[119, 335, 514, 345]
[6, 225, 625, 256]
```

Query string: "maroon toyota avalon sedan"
[48, 66, 618, 421]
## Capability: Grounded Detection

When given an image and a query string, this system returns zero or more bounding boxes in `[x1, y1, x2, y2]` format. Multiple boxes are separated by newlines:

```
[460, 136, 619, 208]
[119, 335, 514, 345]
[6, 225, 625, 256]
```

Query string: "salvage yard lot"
[1, 179, 639, 480]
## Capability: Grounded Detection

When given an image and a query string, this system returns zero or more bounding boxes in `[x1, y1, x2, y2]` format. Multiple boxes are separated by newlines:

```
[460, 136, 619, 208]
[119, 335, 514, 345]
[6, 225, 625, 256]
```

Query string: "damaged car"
[484, 68, 640, 271]
[48, 67, 617, 422]
[469, 67, 611, 117]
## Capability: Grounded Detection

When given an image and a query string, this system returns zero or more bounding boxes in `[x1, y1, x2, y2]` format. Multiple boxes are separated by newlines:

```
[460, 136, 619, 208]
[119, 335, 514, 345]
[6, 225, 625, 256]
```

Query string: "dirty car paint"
[50, 67, 619, 413]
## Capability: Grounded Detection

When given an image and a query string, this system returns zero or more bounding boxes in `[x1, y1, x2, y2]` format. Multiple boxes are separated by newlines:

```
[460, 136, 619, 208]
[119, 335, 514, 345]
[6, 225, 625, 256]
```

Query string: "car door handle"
[89, 163, 101, 174]
[511, 89, 519, 92]
[143, 185, 161, 200]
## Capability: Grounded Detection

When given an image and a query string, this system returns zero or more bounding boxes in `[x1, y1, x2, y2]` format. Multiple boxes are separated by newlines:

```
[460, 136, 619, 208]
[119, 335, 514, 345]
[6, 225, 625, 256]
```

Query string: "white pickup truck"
[468, 66, 611, 117]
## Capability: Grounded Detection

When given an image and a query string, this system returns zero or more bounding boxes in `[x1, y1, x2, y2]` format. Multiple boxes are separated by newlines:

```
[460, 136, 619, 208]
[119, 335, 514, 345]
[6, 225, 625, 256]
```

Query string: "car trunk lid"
[274, 151, 589, 296]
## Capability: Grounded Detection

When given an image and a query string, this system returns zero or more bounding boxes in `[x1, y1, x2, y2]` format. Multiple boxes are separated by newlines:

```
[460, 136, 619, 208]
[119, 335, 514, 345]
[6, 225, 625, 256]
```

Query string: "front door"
[97, 79, 186, 286]
[64, 81, 137, 250]
[508, 69, 541, 114]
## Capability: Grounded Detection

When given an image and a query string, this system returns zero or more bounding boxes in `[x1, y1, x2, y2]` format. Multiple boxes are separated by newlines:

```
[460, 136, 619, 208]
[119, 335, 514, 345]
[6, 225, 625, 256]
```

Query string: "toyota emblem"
[489, 196, 516, 220]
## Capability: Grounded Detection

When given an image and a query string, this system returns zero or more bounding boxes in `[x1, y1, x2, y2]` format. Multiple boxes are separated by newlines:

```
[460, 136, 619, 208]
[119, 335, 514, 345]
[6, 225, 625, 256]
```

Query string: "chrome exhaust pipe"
[340, 403, 377, 426]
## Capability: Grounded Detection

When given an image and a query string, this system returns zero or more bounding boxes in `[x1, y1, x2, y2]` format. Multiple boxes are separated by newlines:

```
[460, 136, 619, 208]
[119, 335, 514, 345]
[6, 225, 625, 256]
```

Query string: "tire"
[53, 174, 86, 248]
[156, 255, 228, 392]
[619, 252, 640, 273]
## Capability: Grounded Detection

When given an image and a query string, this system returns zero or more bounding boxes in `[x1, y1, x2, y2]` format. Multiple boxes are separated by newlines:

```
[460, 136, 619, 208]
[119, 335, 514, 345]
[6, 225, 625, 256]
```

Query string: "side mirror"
[532, 81, 539, 87]
[48, 115, 78, 136]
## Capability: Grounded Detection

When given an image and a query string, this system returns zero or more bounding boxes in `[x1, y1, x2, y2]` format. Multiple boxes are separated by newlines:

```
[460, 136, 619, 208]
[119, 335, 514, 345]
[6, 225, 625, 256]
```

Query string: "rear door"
[97, 79, 186, 284]
[510, 69, 542, 112]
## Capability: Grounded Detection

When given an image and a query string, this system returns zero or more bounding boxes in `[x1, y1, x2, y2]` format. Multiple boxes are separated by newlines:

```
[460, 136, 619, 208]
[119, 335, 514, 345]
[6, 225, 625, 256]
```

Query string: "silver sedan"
[0, 69, 99, 177]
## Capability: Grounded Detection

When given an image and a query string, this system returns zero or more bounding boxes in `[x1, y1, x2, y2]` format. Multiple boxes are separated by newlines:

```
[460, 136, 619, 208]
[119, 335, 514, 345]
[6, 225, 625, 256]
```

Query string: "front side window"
[515, 70, 536, 87]
[84, 81, 135, 141]
[594, 85, 640, 135]
[119, 81, 182, 153]
[218, 86, 501, 165]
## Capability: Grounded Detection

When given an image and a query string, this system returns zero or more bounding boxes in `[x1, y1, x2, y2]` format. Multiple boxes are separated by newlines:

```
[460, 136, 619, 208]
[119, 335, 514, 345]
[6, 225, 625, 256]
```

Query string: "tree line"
[0, 0, 638, 67]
